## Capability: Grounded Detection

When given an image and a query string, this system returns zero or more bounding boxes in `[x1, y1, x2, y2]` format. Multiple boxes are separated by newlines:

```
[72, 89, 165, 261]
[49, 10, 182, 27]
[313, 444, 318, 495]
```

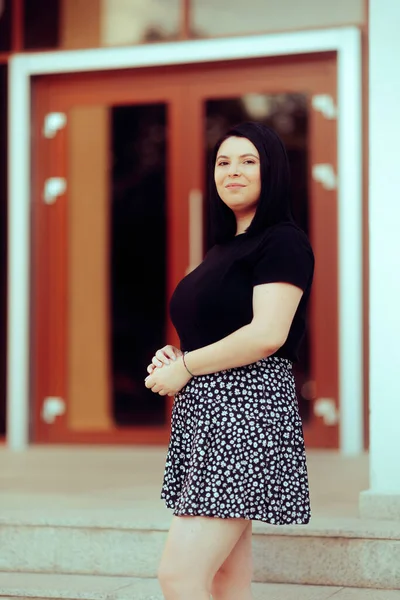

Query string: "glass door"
[185, 55, 339, 448]
[31, 54, 339, 448]
[68, 103, 168, 430]
[31, 69, 189, 443]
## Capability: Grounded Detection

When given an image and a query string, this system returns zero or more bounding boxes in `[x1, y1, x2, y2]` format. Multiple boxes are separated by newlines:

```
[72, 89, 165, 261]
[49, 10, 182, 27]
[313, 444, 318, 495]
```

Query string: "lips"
[225, 184, 245, 188]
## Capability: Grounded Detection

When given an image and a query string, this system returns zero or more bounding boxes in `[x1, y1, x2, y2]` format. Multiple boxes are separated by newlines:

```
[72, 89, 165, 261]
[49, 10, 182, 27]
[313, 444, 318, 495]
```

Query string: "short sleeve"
[252, 225, 314, 291]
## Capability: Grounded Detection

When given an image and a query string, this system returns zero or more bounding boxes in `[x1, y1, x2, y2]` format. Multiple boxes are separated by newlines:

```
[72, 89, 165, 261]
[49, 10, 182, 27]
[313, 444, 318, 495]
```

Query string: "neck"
[235, 212, 255, 236]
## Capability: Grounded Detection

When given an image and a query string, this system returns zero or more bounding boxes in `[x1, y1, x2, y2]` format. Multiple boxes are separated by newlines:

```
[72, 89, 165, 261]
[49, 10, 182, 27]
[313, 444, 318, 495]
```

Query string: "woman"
[145, 121, 314, 600]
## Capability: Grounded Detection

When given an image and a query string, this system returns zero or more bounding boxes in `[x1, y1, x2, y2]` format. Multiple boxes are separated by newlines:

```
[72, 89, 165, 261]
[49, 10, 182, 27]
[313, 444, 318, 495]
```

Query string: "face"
[214, 136, 261, 217]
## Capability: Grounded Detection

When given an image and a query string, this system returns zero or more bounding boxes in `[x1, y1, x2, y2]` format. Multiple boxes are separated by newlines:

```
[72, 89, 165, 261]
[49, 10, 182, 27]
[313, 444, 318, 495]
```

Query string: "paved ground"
[2, 447, 393, 599]
[0, 573, 400, 600]
[0, 446, 368, 520]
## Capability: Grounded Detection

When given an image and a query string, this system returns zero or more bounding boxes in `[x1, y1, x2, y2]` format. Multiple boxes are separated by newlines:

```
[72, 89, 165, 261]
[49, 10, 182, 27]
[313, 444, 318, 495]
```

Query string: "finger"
[155, 350, 171, 366]
[163, 346, 180, 361]
[147, 364, 156, 374]
[169, 346, 184, 360]
[145, 378, 160, 391]
[152, 356, 164, 368]
[151, 384, 162, 394]
[158, 389, 168, 396]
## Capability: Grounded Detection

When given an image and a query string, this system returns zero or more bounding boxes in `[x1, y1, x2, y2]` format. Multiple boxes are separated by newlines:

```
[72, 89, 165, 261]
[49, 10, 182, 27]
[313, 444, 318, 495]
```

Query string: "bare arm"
[184, 282, 304, 376]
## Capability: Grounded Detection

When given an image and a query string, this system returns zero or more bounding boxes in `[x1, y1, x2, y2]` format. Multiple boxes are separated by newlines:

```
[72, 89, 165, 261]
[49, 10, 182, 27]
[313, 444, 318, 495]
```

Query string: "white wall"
[369, 0, 400, 491]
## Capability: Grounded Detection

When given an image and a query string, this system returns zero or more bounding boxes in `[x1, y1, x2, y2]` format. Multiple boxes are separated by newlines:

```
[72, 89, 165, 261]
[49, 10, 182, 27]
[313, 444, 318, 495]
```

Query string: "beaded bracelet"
[182, 351, 195, 377]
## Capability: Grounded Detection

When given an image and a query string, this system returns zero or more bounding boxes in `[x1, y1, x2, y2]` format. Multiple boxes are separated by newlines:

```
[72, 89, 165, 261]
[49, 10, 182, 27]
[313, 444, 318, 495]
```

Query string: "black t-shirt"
[170, 222, 314, 362]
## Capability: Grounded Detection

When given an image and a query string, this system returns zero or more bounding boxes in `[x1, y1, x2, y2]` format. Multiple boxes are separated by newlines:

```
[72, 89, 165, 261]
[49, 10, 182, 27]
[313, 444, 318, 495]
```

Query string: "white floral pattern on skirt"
[161, 356, 311, 525]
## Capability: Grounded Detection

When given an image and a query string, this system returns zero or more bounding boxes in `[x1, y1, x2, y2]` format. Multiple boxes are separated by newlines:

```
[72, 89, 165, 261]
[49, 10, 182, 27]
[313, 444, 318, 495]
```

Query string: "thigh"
[216, 521, 253, 579]
[159, 516, 249, 586]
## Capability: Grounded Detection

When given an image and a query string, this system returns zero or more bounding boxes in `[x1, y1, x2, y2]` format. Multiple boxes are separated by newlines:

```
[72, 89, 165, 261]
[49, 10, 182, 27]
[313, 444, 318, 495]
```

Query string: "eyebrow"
[216, 153, 259, 160]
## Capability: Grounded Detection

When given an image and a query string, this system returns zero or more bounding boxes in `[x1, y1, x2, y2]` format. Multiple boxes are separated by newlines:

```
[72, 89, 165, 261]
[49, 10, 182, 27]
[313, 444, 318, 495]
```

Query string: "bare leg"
[158, 515, 249, 600]
[211, 521, 253, 600]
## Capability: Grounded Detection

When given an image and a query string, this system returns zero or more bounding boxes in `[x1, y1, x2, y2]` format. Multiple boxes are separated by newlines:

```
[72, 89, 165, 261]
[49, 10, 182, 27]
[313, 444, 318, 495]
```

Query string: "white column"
[360, 0, 400, 519]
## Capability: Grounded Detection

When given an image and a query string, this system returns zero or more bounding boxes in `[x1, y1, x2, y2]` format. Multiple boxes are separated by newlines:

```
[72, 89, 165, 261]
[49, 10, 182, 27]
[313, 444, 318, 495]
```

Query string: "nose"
[227, 162, 240, 177]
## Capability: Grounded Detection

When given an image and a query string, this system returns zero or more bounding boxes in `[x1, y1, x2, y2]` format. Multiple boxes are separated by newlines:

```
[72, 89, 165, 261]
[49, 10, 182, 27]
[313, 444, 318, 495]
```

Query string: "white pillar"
[360, 0, 400, 519]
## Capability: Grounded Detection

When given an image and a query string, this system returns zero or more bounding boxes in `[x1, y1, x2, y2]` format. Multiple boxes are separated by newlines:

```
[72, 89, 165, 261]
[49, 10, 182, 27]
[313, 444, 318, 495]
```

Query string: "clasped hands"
[144, 345, 192, 396]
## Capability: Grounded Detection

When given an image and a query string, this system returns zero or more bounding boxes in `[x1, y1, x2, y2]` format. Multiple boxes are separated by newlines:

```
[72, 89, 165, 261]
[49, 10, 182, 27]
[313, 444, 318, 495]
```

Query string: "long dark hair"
[208, 121, 294, 244]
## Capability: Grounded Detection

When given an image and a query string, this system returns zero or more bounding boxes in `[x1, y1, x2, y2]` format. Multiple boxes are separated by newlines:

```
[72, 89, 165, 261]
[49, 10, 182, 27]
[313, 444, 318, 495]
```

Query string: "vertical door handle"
[186, 189, 203, 275]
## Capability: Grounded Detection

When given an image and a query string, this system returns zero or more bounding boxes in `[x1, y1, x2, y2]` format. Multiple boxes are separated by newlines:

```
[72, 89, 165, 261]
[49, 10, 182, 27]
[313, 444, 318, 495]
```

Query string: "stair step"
[0, 516, 400, 590]
[0, 449, 397, 592]
[1, 573, 400, 600]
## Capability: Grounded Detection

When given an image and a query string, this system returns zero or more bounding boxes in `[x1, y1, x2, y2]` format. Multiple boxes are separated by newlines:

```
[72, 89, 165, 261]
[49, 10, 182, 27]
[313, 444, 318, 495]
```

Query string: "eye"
[217, 161, 229, 167]
[243, 159, 256, 164]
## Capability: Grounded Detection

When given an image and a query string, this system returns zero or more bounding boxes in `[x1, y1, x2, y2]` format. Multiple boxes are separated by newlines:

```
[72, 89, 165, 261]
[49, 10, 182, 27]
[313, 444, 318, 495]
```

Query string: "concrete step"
[0, 573, 400, 600]
[0, 513, 400, 590]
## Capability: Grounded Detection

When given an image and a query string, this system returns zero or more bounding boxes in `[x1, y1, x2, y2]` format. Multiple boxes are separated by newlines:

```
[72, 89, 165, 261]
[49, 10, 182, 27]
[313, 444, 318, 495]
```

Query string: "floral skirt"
[161, 356, 311, 525]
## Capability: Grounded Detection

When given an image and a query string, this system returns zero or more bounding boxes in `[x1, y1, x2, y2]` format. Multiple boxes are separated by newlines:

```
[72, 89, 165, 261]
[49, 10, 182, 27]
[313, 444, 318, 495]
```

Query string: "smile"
[225, 184, 245, 188]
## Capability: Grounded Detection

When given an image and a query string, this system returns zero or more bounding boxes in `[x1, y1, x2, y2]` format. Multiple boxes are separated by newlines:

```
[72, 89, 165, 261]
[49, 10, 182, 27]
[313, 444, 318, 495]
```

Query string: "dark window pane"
[23, 0, 60, 50]
[205, 93, 309, 242]
[0, 0, 12, 51]
[111, 104, 167, 426]
[204, 94, 312, 424]
[66, 101, 168, 430]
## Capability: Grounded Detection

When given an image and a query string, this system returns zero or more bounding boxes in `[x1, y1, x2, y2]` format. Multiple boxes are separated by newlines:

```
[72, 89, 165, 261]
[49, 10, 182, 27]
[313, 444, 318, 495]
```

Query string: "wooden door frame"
[7, 28, 363, 453]
[31, 70, 194, 445]
[31, 57, 338, 447]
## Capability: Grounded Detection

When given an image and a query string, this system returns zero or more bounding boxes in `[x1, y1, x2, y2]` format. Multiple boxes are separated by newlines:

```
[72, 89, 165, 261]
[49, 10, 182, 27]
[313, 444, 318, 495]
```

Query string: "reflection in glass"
[111, 104, 167, 425]
[103, 0, 181, 46]
[191, 0, 364, 38]
[23, 0, 60, 49]
[23, 0, 181, 50]
[204, 94, 312, 422]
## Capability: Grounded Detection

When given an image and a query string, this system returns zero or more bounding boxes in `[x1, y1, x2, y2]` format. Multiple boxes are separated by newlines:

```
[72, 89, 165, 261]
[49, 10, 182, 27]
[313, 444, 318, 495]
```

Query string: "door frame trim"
[7, 27, 363, 453]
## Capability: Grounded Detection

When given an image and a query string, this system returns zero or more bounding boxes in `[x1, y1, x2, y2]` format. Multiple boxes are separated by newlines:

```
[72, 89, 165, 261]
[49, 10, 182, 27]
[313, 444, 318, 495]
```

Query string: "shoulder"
[250, 222, 314, 289]
[257, 222, 314, 259]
